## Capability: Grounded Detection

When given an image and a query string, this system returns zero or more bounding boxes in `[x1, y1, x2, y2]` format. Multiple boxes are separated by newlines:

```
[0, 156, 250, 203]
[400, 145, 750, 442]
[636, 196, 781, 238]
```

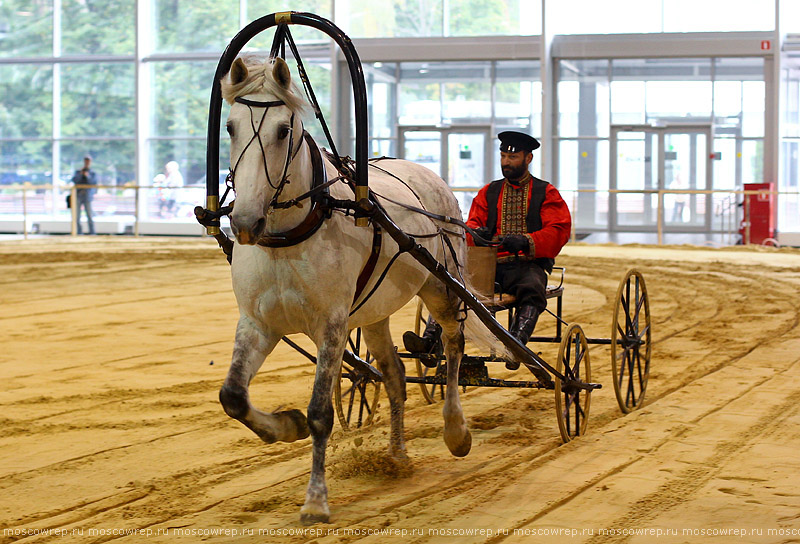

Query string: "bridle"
[228, 96, 305, 212]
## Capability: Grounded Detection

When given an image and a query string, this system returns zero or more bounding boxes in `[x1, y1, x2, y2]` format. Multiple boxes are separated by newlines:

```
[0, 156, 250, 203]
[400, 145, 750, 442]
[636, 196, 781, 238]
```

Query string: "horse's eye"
[278, 126, 290, 140]
[226, 122, 234, 136]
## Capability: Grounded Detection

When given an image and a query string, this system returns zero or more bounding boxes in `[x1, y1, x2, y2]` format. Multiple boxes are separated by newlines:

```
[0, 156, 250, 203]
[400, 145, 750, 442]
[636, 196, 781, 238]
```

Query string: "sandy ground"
[2, 237, 800, 544]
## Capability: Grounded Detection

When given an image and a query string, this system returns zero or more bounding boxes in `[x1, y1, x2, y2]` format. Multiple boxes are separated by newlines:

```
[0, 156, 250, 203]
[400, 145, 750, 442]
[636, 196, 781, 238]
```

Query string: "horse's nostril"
[253, 217, 266, 237]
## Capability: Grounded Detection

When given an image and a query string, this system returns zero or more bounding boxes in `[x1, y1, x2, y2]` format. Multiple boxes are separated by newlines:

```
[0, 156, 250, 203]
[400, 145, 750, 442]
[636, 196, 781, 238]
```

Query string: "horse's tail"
[460, 275, 513, 361]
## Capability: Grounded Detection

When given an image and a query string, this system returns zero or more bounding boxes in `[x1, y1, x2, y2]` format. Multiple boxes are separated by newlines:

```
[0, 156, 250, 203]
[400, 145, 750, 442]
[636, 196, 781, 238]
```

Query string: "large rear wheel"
[335, 329, 381, 431]
[555, 323, 591, 443]
[610, 269, 651, 413]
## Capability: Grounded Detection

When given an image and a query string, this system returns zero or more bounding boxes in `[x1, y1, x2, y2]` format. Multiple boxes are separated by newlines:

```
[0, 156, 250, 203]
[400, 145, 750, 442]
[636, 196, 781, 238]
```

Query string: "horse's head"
[222, 56, 308, 245]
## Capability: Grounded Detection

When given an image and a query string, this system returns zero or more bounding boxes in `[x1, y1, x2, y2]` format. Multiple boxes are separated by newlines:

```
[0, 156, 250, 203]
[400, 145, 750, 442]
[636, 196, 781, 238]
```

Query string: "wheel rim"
[610, 269, 651, 413]
[555, 323, 591, 442]
[414, 299, 445, 404]
[335, 329, 381, 431]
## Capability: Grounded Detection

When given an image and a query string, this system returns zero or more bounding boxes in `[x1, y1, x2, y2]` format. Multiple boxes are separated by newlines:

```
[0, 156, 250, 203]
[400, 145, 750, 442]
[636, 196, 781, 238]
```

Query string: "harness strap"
[350, 248, 405, 317]
[271, 176, 344, 209]
[352, 222, 383, 306]
[256, 132, 329, 248]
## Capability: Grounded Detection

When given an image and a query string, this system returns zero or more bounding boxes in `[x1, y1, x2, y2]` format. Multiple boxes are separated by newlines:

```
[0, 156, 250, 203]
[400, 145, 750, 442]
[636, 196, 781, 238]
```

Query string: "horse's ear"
[273, 58, 292, 89]
[231, 58, 248, 85]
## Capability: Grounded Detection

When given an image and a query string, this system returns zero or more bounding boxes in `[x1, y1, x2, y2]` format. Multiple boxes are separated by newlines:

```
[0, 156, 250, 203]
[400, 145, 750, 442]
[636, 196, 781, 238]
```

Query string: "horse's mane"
[221, 55, 308, 115]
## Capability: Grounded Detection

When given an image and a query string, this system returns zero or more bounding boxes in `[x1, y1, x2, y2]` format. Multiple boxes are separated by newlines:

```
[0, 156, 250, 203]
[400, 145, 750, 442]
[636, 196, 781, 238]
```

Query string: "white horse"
[219, 55, 499, 524]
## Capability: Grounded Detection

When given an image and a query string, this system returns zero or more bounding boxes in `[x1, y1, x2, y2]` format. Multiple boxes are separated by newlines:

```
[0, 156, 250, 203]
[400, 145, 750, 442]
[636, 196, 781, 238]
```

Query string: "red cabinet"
[740, 183, 775, 244]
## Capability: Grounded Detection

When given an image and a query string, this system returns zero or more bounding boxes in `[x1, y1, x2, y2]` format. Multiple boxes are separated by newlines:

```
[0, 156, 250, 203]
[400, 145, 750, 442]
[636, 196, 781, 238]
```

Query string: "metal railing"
[453, 186, 796, 246]
[1, 183, 797, 246]
[0, 183, 212, 239]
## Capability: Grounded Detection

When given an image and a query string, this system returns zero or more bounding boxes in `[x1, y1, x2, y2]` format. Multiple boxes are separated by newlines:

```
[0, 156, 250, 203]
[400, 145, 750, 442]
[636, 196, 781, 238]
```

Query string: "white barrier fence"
[1, 183, 797, 246]
[0, 183, 218, 239]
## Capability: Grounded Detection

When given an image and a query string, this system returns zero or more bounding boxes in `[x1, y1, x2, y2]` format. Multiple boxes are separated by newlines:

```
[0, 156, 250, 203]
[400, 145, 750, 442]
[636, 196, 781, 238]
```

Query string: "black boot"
[506, 305, 539, 370]
[403, 318, 441, 355]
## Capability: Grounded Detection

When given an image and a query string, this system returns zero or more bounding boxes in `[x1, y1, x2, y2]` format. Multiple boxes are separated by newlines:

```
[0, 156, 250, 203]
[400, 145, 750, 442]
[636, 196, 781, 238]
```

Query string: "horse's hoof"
[390, 448, 410, 462]
[279, 409, 310, 441]
[446, 431, 472, 457]
[299, 510, 330, 525]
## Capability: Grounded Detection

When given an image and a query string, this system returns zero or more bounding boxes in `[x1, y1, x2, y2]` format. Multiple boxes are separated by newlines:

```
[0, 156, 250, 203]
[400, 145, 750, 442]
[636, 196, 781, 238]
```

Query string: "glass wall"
[780, 64, 800, 232]
[340, 0, 541, 38]
[557, 56, 765, 233]
[3, 0, 799, 239]
[551, 0, 774, 35]
[355, 59, 540, 211]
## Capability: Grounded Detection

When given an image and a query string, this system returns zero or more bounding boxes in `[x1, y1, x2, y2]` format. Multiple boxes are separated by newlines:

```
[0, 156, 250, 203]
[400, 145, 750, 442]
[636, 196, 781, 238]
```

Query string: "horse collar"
[256, 132, 330, 248]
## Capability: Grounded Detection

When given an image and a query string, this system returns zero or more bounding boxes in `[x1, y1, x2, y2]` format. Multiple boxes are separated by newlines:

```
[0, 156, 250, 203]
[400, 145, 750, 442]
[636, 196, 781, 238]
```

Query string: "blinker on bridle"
[227, 96, 305, 212]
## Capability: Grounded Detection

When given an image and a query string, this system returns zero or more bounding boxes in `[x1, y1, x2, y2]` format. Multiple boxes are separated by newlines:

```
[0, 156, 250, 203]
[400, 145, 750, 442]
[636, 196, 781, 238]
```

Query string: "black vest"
[485, 176, 555, 273]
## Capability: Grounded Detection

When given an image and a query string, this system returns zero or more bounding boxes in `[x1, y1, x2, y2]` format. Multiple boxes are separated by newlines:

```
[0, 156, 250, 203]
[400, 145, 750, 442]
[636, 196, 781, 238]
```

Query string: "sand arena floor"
[2, 237, 800, 543]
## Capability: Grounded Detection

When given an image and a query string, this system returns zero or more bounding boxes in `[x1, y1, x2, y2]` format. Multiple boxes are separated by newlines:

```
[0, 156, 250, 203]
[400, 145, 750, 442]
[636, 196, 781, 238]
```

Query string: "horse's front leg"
[300, 314, 349, 525]
[219, 316, 310, 443]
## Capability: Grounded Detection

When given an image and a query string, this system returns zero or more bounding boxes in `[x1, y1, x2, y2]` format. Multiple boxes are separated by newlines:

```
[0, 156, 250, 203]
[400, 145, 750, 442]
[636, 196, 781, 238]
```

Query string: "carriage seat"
[467, 246, 564, 312]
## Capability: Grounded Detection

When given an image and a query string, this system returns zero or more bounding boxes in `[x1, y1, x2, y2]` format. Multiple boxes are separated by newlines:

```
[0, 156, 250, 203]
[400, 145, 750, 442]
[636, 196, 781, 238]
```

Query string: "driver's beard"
[502, 164, 527, 182]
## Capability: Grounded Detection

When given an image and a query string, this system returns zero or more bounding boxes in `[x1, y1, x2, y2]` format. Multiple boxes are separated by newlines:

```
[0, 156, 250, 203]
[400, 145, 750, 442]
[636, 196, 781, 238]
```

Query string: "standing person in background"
[160, 161, 183, 218]
[71, 155, 97, 235]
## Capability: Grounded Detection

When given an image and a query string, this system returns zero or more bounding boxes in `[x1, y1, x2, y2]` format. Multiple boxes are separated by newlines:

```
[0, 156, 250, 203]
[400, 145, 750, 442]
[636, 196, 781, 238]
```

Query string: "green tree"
[448, 0, 512, 36]
[61, 0, 135, 55]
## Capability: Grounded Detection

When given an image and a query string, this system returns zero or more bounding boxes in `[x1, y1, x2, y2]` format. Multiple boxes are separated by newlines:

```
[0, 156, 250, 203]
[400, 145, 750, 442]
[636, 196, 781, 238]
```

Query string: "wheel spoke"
[632, 291, 645, 333]
[618, 349, 628, 388]
[563, 337, 574, 380]
[563, 393, 573, 435]
[635, 345, 645, 392]
[620, 291, 633, 334]
[346, 378, 359, 422]
[571, 342, 585, 378]
[357, 382, 368, 427]
[626, 350, 636, 407]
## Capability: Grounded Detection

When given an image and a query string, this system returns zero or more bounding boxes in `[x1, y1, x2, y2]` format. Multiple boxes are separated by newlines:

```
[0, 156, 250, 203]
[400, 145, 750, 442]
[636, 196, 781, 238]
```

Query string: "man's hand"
[471, 226, 493, 247]
[499, 234, 529, 254]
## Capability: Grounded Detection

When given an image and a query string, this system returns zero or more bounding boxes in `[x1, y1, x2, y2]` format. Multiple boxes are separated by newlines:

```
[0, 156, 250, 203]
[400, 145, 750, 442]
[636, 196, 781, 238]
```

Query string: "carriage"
[334, 251, 651, 443]
[194, 11, 651, 524]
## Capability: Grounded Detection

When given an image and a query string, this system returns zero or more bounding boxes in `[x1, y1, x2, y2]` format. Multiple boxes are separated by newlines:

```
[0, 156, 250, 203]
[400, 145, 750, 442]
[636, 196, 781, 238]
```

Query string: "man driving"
[403, 131, 571, 370]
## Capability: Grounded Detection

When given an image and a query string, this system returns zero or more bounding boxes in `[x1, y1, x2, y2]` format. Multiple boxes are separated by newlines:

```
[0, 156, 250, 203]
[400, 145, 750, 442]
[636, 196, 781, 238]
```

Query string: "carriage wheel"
[554, 323, 591, 443]
[610, 268, 651, 414]
[413, 299, 446, 404]
[335, 329, 381, 431]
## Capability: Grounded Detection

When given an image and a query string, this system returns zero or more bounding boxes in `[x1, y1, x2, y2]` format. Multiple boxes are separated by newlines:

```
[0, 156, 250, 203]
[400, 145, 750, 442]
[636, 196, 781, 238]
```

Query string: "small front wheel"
[555, 323, 591, 443]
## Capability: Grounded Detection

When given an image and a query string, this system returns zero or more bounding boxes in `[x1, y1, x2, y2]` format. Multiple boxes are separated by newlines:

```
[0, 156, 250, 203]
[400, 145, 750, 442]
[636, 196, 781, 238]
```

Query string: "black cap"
[498, 131, 540, 153]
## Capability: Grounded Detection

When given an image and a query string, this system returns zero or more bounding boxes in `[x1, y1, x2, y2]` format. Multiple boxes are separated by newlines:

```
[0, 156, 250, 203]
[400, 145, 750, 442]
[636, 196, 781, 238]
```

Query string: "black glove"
[471, 226, 493, 247]
[499, 234, 529, 254]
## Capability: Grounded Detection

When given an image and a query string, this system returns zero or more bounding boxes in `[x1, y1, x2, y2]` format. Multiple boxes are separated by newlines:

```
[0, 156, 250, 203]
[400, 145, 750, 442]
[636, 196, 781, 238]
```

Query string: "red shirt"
[466, 177, 571, 261]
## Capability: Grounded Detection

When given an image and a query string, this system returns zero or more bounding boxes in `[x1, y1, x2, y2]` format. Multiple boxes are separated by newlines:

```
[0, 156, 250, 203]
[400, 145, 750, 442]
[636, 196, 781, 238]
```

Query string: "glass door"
[610, 128, 659, 228]
[611, 125, 711, 232]
[663, 129, 709, 228]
